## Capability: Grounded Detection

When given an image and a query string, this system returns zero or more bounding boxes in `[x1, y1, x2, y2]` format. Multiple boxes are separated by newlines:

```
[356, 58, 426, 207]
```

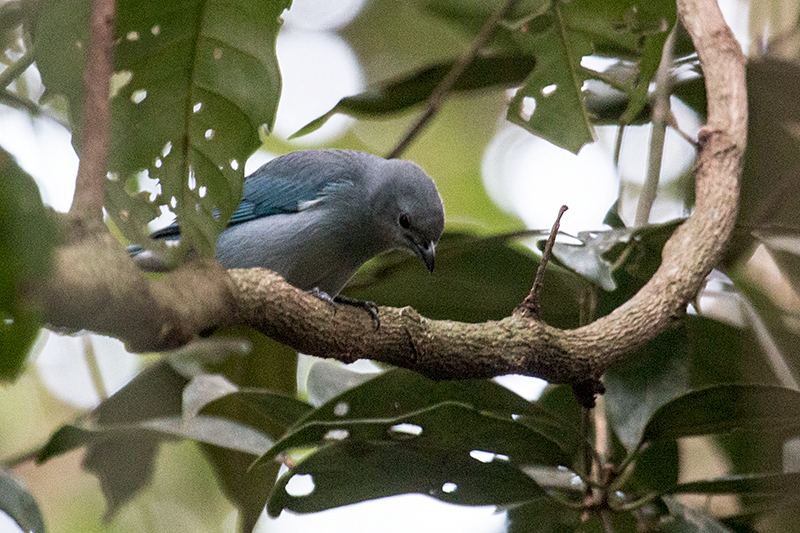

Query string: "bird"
[131, 149, 445, 299]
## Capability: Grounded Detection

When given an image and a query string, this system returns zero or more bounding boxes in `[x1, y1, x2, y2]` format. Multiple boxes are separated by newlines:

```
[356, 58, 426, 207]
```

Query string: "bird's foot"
[307, 289, 380, 329]
[334, 295, 380, 330]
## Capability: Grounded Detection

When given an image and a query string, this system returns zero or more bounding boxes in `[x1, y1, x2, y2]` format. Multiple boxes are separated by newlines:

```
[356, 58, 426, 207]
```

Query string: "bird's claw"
[335, 295, 380, 330]
[307, 289, 380, 329]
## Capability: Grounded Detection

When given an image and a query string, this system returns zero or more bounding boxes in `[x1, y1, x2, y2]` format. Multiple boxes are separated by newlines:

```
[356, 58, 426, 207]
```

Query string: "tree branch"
[34, 0, 745, 387]
[69, 0, 115, 227]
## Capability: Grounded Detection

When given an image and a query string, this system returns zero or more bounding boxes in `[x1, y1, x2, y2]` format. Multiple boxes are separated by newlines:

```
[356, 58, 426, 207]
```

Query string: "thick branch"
[35, 0, 745, 385]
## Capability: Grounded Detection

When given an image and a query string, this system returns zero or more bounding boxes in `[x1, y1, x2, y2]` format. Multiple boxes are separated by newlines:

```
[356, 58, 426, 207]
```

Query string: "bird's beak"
[415, 241, 436, 273]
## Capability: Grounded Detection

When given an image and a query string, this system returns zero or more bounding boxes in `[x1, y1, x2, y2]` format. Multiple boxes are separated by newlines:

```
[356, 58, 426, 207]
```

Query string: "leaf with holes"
[268, 440, 545, 516]
[35, 0, 289, 256]
[508, 0, 674, 153]
[249, 401, 569, 479]
[290, 368, 581, 456]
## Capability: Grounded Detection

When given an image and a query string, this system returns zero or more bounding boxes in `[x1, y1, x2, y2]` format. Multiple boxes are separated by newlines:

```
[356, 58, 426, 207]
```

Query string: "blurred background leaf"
[0, 148, 58, 381]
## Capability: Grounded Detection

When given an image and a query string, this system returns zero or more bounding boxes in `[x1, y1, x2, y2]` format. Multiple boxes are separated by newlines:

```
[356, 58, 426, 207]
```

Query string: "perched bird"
[131, 149, 445, 297]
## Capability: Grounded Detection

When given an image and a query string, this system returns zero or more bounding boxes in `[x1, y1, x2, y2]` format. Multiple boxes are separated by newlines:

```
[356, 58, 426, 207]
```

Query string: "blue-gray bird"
[131, 149, 445, 297]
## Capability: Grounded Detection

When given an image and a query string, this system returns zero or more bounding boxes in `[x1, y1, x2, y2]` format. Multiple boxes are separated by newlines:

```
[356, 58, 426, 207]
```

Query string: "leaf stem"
[634, 25, 677, 227]
[0, 50, 34, 89]
[385, 0, 522, 159]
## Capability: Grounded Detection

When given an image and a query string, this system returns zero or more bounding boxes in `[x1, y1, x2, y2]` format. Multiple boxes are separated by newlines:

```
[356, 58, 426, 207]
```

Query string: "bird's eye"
[399, 214, 411, 229]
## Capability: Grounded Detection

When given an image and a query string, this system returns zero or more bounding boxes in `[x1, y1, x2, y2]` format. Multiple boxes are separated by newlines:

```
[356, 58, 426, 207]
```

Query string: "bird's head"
[371, 159, 445, 272]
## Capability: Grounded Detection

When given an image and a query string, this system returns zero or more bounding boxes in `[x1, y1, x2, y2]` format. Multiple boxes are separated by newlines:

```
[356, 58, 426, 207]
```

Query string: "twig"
[0, 448, 40, 469]
[515, 205, 568, 320]
[0, 50, 34, 89]
[69, 0, 116, 226]
[635, 25, 677, 227]
[666, 111, 699, 147]
[83, 335, 109, 401]
[385, 0, 522, 159]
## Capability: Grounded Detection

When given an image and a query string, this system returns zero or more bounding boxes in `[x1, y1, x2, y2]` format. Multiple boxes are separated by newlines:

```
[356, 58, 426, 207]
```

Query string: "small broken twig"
[515, 205, 568, 320]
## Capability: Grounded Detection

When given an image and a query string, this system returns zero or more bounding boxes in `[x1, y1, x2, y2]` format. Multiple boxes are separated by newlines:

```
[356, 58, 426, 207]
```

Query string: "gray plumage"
[132, 149, 445, 296]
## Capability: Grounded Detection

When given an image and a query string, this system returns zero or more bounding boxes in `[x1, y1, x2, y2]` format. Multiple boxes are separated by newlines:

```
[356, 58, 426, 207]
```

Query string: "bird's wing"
[150, 151, 363, 239]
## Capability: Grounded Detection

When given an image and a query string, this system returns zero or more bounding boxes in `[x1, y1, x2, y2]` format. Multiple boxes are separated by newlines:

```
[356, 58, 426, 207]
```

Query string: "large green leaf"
[723, 59, 800, 263]
[37, 363, 188, 518]
[506, 496, 582, 533]
[345, 231, 588, 328]
[267, 439, 544, 516]
[639, 385, 800, 446]
[201, 389, 312, 440]
[0, 469, 45, 533]
[668, 472, 800, 497]
[0, 148, 58, 381]
[293, 54, 537, 138]
[291, 368, 581, 456]
[509, 0, 675, 153]
[604, 324, 690, 450]
[35, 0, 289, 256]
[252, 401, 569, 472]
[686, 315, 779, 389]
[247, 370, 579, 520]
[551, 220, 682, 315]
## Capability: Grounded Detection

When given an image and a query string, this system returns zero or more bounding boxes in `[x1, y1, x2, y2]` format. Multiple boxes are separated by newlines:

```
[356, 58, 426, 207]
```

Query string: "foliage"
[2, 0, 800, 533]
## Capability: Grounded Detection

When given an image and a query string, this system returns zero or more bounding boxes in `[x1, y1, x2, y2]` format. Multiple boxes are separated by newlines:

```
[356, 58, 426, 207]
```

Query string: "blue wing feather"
[150, 150, 367, 239]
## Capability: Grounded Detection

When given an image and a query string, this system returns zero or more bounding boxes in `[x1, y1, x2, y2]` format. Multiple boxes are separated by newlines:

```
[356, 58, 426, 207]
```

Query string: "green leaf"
[267, 440, 544, 516]
[35, 0, 289, 256]
[605, 324, 690, 450]
[292, 54, 537, 138]
[622, 439, 679, 495]
[668, 472, 800, 497]
[640, 385, 800, 446]
[0, 148, 58, 381]
[201, 389, 313, 440]
[345, 231, 588, 328]
[0, 469, 46, 533]
[753, 229, 800, 296]
[661, 497, 735, 533]
[509, 8, 594, 154]
[248, 371, 579, 519]
[252, 401, 569, 474]
[37, 362, 189, 518]
[508, 0, 675, 153]
[291, 368, 580, 455]
[727, 59, 800, 262]
[200, 444, 279, 533]
[506, 496, 582, 533]
[551, 219, 682, 294]
[686, 315, 778, 389]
